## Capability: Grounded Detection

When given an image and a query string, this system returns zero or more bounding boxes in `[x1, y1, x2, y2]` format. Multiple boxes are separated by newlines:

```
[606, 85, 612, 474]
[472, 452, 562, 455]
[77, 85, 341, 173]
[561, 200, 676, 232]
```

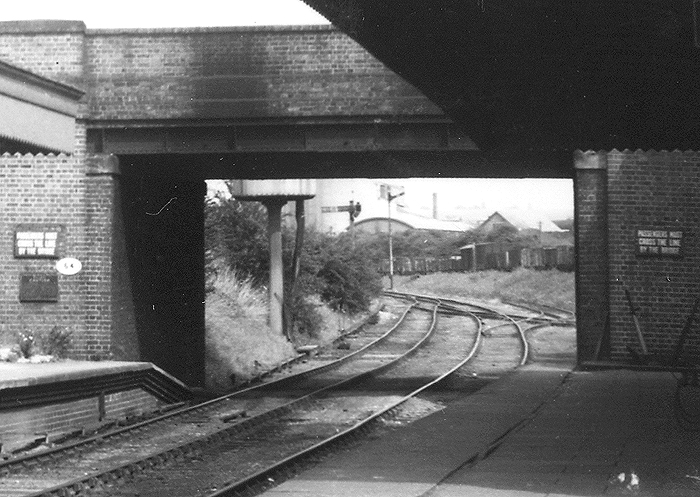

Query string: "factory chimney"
[432, 192, 438, 219]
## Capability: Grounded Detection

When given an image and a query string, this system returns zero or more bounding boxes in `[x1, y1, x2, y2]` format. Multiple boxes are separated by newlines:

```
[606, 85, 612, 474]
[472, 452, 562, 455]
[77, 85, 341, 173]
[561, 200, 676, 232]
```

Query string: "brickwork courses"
[575, 149, 700, 363]
[0, 388, 163, 452]
[2, 20, 698, 375]
[574, 151, 609, 362]
[0, 150, 89, 354]
[84, 26, 438, 121]
[607, 150, 700, 362]
[0, 21, 439, 370]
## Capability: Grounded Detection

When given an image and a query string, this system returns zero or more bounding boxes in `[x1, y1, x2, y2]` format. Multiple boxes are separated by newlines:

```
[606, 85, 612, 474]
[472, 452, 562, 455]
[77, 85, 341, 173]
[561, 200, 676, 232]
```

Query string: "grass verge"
[205, 266, 373, 392]
[205, 267, 295, 391]
[391, 268, 575, 311]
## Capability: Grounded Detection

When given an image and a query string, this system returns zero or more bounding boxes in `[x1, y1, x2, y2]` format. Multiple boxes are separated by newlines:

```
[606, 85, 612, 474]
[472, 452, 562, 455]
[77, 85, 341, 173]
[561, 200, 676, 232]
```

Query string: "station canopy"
[0, 60, 83, 154]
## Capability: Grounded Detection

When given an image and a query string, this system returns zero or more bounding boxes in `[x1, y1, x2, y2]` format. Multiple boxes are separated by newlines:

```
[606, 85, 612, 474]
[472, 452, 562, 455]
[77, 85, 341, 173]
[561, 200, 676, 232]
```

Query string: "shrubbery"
[205, 191, 383, 340]
[205, 194, 269, 287]
[0, 326, 73, 363]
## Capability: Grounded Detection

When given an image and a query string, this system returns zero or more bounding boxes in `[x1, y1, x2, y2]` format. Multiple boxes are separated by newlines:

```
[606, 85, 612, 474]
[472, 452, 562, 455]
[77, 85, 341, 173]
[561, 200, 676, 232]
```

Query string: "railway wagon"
[460, 245, 476, 271]
[555, 245, 575, 271]
[521, 245, 574, 271]
[425, 257, 440, 273]
[520, 247, 544, 269]
[543, 247, 559, 268]
[380, 244, 572, 275]
[460, 242, 522, 271]
[394, 257, 413, 275]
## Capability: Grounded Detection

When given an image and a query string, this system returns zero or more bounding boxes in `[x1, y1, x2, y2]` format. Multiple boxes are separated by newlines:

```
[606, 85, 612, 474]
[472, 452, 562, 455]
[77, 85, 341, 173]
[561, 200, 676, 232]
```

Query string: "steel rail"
[207, 299, 483, 497]
[239, 302, 386, 387]
[251, 302, 417, 390]
[385, 290, 529, 366]
[473, 305, 528, 367]
[0, 303, 415, 477]
[520, 320, 573, 364]
[438, 298, 555, 324]
[385, 290, 542, 322]
[538, 302, 576, 322]
[16, 300, 436, 497]
[502, 299, 575, 324]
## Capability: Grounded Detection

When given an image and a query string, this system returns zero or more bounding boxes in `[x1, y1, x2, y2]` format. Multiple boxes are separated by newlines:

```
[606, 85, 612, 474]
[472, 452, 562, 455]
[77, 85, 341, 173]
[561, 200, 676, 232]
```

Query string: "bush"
[18, 332, 34, 358]
[43, 326, 72, 358]
[206, 195, 382, 340]
[205, 194, 269, 286]
[310, 233, 383, 315]
[281, 227, 382, 336]
[284, 285, 324, 338]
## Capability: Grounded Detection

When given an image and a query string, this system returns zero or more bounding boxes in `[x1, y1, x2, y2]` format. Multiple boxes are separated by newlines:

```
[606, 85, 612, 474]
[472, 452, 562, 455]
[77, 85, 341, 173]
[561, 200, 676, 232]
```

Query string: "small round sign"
[56, 258, 82, 276]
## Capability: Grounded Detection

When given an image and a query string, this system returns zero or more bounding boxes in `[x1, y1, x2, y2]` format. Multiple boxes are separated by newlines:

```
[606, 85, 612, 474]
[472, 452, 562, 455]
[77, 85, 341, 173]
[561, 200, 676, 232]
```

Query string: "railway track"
[395, 291, 576, 368]
[1, 292, 544, 496]
[386, 291, 531, 377]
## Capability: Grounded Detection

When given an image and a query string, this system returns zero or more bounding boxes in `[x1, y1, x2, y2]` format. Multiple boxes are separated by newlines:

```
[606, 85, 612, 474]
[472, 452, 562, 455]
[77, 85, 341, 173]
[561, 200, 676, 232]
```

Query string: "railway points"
[1, 10, 700, 496]
[0, 294, 535, 496]
[261, 341, 700, 497]
[2, 294, 699, 496]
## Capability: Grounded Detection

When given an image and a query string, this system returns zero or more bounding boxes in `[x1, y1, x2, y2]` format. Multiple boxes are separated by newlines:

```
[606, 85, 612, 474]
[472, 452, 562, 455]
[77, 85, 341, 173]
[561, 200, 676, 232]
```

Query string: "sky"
[3, 1, 573, 220]
[398, 178, 573, 220]
[0, 0, 331, 28]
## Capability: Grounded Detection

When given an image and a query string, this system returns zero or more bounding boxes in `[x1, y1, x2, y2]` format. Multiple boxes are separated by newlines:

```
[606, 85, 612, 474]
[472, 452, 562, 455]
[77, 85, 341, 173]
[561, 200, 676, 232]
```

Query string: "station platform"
[265, 361, 700, 497]
[0, 361, 191, 453]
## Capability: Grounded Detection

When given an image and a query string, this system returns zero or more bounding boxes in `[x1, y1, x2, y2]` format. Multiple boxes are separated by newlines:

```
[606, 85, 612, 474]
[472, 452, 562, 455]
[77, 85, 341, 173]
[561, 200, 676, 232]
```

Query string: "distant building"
[476, 211, 565, 234]
[552, 218, 574, 231]
[304, 179, 472, 234]
[354, 211, 468, 234]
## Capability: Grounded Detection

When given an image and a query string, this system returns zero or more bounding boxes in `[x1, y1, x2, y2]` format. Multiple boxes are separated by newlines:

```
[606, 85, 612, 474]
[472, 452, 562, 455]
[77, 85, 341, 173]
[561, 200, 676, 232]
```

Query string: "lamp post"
[387, 191, 404, 290]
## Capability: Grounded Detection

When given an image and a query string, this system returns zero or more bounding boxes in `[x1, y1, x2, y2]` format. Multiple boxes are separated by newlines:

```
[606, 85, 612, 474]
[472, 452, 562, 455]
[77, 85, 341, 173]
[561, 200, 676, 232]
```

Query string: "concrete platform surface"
[0, 360, 156, 389]
[264, 363, 700, 497]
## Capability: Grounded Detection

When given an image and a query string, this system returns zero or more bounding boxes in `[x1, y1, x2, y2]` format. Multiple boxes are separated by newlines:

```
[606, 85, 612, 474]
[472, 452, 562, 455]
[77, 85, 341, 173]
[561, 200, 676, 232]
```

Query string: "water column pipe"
[227, 180, 316, 339]
[263, 198, 286, 337]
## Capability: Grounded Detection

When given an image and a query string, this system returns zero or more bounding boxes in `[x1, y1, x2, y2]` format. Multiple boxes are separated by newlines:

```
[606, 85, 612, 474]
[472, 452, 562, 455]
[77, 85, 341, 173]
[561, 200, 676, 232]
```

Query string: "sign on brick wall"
[14, 224, 65, 259]
[637, 229, 683, 257]
[19, 273, 59, 302]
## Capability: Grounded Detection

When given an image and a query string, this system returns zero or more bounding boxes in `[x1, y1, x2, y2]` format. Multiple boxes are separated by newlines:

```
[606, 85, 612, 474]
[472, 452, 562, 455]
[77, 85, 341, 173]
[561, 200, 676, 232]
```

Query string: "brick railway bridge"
[1, 3, 700, 386]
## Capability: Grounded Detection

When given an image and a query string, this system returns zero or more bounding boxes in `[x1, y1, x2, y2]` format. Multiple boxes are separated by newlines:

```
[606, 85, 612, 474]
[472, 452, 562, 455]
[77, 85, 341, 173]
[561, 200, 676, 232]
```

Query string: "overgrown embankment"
[204, 189, 382, 392]
[205, 267, 295, 391]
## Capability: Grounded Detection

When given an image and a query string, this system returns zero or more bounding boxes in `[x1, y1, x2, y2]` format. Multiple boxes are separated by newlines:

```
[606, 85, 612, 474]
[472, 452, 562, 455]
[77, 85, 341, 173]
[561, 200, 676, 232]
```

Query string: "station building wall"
[0, 24, 129, 363]
[0, 130, 128, 361]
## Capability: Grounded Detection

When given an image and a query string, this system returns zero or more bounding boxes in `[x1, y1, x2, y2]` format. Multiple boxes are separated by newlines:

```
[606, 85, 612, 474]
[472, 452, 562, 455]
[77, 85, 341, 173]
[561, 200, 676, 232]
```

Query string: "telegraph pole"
[387, 190, 404, 290]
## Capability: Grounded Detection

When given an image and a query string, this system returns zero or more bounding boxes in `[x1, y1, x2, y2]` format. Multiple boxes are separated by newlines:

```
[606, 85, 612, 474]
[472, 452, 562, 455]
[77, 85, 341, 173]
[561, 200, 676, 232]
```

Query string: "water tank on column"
[228, 179, 316, 200]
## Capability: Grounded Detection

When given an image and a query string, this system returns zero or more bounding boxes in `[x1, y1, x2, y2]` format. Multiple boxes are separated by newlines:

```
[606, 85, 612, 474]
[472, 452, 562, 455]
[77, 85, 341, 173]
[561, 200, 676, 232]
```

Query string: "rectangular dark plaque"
[19, 273, 59, 302]
[636, 229, 683, 258]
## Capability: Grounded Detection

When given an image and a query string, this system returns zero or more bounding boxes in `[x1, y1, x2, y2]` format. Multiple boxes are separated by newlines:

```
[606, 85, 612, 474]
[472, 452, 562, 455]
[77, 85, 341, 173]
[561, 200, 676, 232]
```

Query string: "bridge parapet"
[84, 25, 440, 121]
[0, 21, 441, 124]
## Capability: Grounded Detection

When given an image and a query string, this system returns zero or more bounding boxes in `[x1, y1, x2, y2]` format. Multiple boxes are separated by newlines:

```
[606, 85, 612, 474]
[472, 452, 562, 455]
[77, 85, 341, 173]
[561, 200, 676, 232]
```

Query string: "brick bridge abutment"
[3, 21, 700, 386]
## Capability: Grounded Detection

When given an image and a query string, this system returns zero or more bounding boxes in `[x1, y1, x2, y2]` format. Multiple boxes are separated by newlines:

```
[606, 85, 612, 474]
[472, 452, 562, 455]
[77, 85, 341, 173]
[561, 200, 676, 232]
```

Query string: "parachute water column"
[228, 180, 316, 337]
